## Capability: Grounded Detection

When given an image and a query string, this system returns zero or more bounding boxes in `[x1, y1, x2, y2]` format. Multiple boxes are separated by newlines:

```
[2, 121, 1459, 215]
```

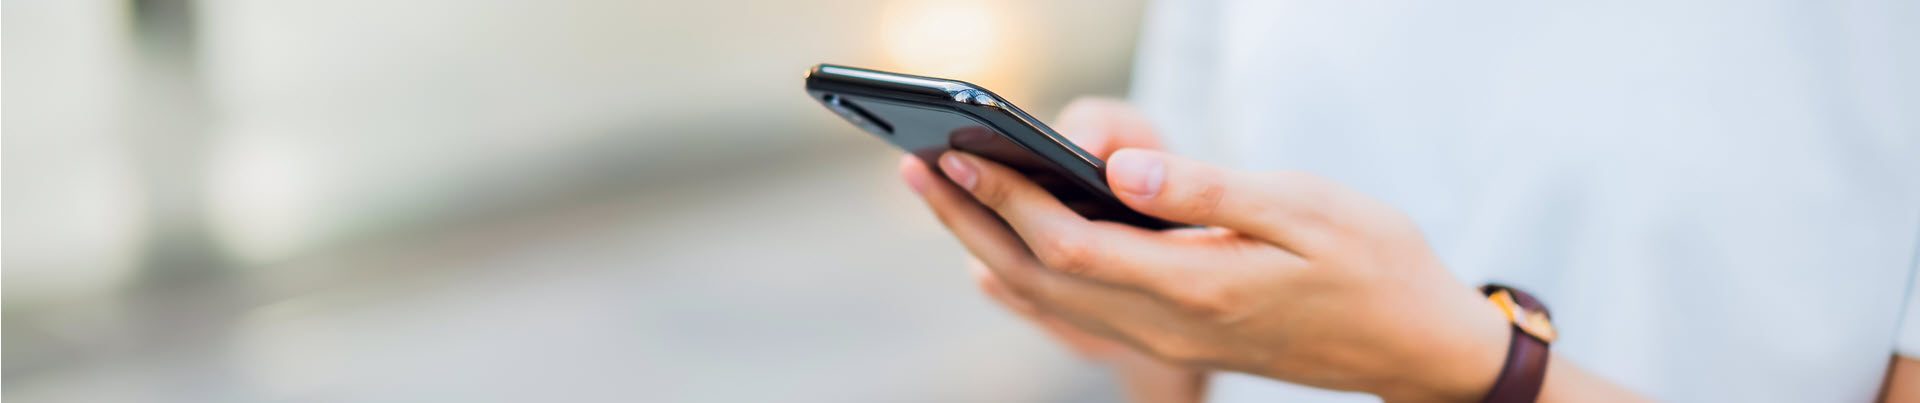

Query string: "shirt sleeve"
[1896, 238, 1920, 358]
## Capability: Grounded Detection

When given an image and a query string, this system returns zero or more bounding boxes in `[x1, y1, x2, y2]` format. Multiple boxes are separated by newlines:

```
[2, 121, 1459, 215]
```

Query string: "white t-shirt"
[1127, 1, 1920, 401]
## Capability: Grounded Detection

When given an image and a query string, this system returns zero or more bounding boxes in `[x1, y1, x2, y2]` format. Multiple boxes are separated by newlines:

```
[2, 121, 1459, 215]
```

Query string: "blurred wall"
[5, 0, 1148, 401]
[4, 0, 1145, 302]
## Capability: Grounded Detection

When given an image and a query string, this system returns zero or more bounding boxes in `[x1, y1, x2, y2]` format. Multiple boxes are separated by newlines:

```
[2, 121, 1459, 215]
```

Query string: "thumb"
[1104, 149, 1337, 250]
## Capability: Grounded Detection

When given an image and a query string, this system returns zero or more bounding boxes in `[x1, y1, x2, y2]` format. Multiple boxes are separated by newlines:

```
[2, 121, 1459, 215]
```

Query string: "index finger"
[938, 151, 1288, 296]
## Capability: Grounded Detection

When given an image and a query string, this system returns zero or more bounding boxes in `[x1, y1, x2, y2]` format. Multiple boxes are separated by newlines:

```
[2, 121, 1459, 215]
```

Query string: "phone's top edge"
[808, 64, 1002, 107]
[811, 64, 969, 89]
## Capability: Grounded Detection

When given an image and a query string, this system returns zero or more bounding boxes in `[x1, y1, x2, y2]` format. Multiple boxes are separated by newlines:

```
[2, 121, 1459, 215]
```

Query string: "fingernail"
[940, 152, 978, 191]
[1108, 151, 1164, 197]
[901, 155, 930, 195]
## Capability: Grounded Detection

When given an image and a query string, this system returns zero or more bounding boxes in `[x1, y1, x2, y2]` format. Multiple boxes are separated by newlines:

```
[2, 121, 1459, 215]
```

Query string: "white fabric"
[1127, 1, 1920, 402]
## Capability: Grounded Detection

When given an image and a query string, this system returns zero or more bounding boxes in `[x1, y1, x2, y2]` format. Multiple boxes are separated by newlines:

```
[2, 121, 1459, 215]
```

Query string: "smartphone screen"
[807, 65, 1179, 229]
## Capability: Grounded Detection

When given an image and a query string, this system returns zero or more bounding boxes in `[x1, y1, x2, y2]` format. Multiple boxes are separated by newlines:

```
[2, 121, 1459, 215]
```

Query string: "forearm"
[1537, 355, 1649, 403]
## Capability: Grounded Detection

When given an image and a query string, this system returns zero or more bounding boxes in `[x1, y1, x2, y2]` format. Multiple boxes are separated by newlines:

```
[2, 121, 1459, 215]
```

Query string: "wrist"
[1375, 288, 1515, 402]
[1110, 353, 1207, 403]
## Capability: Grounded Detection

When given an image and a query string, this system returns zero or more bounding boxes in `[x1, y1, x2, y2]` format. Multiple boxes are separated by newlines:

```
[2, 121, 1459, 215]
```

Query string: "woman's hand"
[940, 98, 1206, 403]
[900, 106, 1517, 401]
[970, 258, 1206, 403]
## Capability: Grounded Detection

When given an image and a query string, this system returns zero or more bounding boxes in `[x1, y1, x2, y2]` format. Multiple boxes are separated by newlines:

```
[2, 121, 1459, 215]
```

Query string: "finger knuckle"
[1173, 280, 1243, 321]
[1145, 335, 1215, 364]
[967, 177, 1011, 207]
[1174, 172, 1230, 219]
[970, 269, 998, 290]
[1267, 170, 1339, 225]
[1035, 234, 1097, 275]
[993, 263, 1047, 296]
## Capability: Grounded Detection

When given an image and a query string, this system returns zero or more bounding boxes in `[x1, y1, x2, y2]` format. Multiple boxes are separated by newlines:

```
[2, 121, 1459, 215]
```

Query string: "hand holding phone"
[805, 64, 1181, 229]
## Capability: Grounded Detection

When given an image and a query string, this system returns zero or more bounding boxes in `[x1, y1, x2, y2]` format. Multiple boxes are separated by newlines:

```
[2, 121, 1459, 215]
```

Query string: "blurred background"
[3, 0, 1149, 401]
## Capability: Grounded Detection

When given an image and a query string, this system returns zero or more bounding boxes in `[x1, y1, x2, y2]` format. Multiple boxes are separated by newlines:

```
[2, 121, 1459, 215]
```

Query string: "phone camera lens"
[822, 93, 855, 117]
[817, 93, 894, 135]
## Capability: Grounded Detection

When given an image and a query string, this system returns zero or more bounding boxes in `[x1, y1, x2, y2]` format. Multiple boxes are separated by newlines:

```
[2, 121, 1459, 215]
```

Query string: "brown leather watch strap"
[1480, 284, 1552, 403]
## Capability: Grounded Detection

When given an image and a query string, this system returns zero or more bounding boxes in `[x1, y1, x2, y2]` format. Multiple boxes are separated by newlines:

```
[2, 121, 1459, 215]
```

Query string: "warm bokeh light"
[879, 0, 1002, 79]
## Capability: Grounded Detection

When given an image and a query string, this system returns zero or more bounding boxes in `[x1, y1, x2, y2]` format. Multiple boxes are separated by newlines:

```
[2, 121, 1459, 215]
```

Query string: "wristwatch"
[1479, 284, 1556, 403]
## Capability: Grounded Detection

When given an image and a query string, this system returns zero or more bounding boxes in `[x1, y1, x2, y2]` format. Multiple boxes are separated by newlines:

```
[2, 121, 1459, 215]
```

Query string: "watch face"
[1490, 290, 1558, 343]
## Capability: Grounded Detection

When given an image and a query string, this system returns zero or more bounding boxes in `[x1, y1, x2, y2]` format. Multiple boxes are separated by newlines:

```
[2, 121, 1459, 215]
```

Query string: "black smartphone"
[805, 64, 1179, 230]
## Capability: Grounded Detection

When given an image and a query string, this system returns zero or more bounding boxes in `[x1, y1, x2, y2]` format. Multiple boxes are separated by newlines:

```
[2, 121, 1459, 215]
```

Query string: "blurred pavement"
[7, 148, 1121, 402]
